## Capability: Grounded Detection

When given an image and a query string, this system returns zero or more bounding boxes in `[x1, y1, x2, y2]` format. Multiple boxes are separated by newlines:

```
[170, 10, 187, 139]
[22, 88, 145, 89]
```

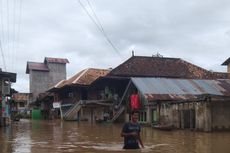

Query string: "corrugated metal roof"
[26, 62, 49, 74]
[44, 57, 69, 64]
[131, 78, 230, 101]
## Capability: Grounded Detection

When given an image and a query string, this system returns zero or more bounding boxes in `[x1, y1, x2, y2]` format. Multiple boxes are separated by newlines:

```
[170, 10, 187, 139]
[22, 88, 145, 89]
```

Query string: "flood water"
[1, 119, 230, 153]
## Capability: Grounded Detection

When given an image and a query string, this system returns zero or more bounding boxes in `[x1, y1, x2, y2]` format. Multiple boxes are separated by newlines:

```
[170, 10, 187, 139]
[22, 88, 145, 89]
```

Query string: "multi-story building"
[26, 57, 69, 103]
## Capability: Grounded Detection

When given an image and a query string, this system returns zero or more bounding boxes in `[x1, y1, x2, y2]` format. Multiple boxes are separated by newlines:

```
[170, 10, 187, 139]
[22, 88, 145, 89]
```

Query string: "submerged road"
[1, 119, 230, 153]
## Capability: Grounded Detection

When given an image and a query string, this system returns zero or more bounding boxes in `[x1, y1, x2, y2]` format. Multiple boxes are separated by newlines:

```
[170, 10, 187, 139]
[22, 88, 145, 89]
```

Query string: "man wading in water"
[121, 110, 144, 149]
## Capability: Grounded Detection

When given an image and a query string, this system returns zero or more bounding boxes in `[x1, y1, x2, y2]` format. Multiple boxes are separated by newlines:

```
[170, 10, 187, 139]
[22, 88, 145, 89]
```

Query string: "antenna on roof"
[132, 50, 134, 56]
[152, 52, 163, 57]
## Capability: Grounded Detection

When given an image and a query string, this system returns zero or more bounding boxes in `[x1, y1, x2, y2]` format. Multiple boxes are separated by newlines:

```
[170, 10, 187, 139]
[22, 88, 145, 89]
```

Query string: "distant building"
[222, 57, 230, 73]
[12, 93, 30, 114]
[0, 69, 16, 126]
[26, 57, 69, 103]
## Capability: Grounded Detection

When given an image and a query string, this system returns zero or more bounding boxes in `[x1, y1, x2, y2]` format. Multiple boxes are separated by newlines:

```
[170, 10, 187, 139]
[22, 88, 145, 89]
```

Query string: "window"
[139, 111, 147, 122]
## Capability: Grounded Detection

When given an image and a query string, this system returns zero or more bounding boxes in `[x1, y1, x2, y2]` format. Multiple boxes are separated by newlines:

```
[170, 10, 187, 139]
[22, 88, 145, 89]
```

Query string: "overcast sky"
[0, 0, 230, 93]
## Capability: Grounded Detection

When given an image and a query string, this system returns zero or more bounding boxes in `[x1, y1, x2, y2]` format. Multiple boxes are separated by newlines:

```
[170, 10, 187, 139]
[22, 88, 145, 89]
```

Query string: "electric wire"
[0, 39, 7, 71]
[6, 0, 10, 71]
[86, 0, 121, 56]
[14, 0, 23, 73]
[12, 0, 17, 72]
[0, 0, 7, 71]
[78, 0, 121, 57]
[0, 0, 22, 72]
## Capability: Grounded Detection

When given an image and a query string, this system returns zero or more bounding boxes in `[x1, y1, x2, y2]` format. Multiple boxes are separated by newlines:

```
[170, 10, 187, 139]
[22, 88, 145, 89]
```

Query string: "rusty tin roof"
[44, 57, 69, 64]
[26, 62, 49, 74]
[131, 77, 230, 101]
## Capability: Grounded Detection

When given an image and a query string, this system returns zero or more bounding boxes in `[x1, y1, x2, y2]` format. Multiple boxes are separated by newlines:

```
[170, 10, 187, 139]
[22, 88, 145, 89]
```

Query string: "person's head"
[131, 110, 139, 123]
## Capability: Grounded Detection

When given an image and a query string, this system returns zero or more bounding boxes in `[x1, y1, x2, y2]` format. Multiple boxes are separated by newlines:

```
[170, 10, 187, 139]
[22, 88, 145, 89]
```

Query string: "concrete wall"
[29, 62, 67, 102]
[30, 70, 50, 101]
[212, 101, 230, 130]
[46, 63, 67, 85]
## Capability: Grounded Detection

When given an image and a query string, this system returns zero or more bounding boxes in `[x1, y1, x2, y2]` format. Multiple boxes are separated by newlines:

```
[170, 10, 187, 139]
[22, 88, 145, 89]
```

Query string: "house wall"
[159, 104, 173, 125]
[74, 92, 81, 102]
[29, 70, 50, 101]
[195, 102, 211, 132]
[212, 101, 230, 130]
[81, 107, 104, 122]
[87, 90, 99, 100]
[160, 102, 212, 131]
[16, 101, 27, 113]
[159, 101, 230, 132]
[46, 63, 67, 85]
[29, 63, 67, 102]
[171, 105, 180, 128]
[227, 63, 230, 73]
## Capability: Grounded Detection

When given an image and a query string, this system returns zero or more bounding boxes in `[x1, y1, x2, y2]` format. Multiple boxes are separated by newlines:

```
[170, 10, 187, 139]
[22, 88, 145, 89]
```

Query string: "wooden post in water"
[90, 108, 93, 123]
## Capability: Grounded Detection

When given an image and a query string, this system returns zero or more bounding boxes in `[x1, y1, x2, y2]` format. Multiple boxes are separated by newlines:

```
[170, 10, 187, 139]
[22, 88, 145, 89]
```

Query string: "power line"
[12, 0, 17, 72]
[0, 40, 7, 71]
[0, 0, 23, 72]
[0, 0, 6, 71]
[86, 0, 104, 34]
[6, 0, 10, 71]
[78, 0, 121, 57]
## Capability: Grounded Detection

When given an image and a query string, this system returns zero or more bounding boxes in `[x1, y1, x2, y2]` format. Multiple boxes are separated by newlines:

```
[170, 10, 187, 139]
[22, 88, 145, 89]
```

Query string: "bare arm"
[137, 133, 144, 148]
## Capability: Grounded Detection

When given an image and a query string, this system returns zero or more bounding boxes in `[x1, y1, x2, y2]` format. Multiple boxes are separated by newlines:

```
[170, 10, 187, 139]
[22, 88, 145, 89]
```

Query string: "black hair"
[131, 110, 139, 115]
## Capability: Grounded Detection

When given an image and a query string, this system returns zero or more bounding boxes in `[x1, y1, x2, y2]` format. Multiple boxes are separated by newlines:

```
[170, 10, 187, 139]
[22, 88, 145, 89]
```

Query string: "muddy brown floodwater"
[1, 119, 230, 153]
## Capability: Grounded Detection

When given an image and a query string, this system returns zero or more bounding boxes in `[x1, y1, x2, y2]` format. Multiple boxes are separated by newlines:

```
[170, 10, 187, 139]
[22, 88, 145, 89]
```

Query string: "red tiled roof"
[44, 57, 69, 64]
[26, 62, 49, 74]
[54, 80, 68, 88]
[108, 56, 229, 79]
[51, 68, 109, 89]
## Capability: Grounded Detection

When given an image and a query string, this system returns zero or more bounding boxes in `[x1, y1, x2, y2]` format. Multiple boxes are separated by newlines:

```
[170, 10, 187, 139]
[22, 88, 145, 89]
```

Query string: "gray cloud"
[0, 0, 230, 92]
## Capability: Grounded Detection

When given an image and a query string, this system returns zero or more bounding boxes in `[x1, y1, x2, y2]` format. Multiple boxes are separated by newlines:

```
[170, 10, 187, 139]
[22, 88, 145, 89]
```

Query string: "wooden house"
[49, 68, 110, 121]
[91, 55, 230, 131]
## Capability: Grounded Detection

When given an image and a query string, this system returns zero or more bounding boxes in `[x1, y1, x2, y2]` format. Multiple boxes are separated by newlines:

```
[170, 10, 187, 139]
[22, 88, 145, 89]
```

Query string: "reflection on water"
[1, 119, 230, 153]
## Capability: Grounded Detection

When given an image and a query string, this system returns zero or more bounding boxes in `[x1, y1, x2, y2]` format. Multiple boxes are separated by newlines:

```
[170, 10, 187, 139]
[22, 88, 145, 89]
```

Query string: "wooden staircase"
[110, 105, 125, 122]
[63, 101, 82, 121]
[110, 80, 131, 122]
